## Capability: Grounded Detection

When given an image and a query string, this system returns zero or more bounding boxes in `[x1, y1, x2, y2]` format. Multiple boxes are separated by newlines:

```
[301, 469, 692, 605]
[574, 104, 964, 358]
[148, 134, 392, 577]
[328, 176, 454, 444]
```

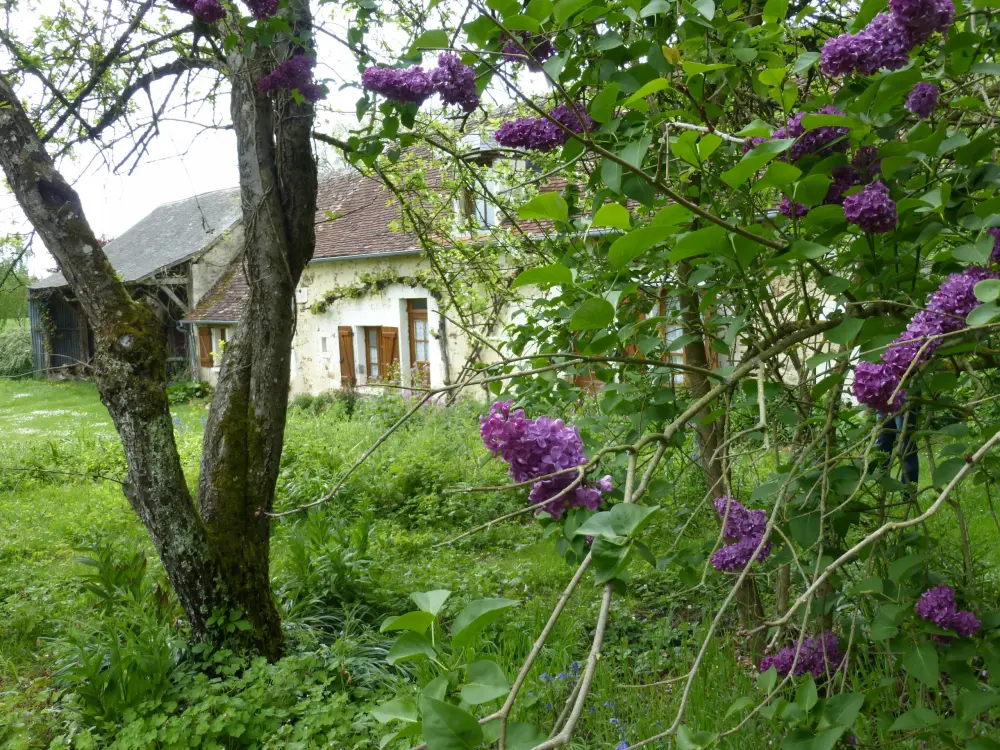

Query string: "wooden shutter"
[198, 326, 214, 368]
[338, 326, 355, 387]
[380, 326, 401, 383]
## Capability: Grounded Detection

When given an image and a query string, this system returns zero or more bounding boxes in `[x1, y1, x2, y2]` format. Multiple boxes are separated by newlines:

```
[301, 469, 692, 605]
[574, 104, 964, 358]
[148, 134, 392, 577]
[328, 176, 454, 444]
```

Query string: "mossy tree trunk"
[0, 1, 317, 661]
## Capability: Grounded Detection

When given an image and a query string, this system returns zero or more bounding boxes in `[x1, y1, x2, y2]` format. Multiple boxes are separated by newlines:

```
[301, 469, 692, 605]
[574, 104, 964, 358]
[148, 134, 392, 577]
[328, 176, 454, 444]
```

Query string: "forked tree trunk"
[0, 1, 317, 660]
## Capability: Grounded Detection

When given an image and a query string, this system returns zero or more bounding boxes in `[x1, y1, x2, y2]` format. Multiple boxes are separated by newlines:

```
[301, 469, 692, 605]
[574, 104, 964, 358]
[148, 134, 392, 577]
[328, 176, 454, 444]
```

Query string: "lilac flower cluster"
[171, 0, 226, 23]
[747, 106, 849, 164]
[363, 55, 479, 111]
[502, 32, 556, 69]
[710, 497, 772, 572]
[905, 82, 940, 118]
[258, 55, 323, 102]
[821, 0, 954, 77]
[760, 632, 846, 679]
[853, 266, 999, 411]
[243, 0, 280, 19]
[989, 228, 1000, 264]
[480, 401, 612, 519]
[495, 103, 594, 152]
[843, 180, 897, 234]
[429, 54, 479, 112]
[916, 585, 981, 637]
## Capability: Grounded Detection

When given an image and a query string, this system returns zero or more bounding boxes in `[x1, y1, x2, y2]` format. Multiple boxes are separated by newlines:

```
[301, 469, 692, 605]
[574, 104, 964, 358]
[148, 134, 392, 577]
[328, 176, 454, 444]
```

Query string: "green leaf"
[793, 52, 820, 74]
[570, 298, 615, 330]
[373, 699, 419, 724]
[420, 697, 484, 750]
[525, 0, 553, 19]
[381, 610, 436, 634]
[933, 457, 966, 487]
[423, 676, 449, 702]
[819, 692, 864, 730]
[387, 632, 436, 664]
[512, 264, 573, 288]
[724, 696, 754, 719]
[796, 675, 818, 712]
[668, 226, 728, 262]
[974, 278, 1000, 303]
[902, 643, 939, 687]
[640, 0, 670, 16]
[553, 0, 591, 23]
[461, 660, 510, 704]
[762, 0, 788, 20]
[507, 723, 547, 750]
[676, 725, 719, 750]
[653, 204, 693, 227]
[623, 78, 672, 105]
[591, 537, 633, 583]
[968, 302, 1000, 326]
[451, 598, 518, 648]
[608, 226, 674, 268]
[736, 119, 774, 137]
[409, 29, 449, 54]
[601, 157, 622, 193]
[782, 727, 846, 750]
[722, 139, 795, 187]
[789, 511, 820, 548]
[793, 175, 832, 207]
[572, 511, 617, 539]
[519, 192, 568, 223]
[825, 318, 863, 346]
[761, 162, 802, 187]
[888, 705, 939, 731]
[852, 0, 886, 31]
[589, 83, 619, 123]
[609, 504, 661, 537]
[758, 665, 778, 693]
[957, 689, 1000, 720]
[682, 62, 733, 76]
[690, 0, 715, 20]
[593, 203, 631, 230]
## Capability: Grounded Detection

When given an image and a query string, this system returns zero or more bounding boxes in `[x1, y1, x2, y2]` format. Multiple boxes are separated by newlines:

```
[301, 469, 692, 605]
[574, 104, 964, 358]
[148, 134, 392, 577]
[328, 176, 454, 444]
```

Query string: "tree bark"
[0, 0, 317, 659]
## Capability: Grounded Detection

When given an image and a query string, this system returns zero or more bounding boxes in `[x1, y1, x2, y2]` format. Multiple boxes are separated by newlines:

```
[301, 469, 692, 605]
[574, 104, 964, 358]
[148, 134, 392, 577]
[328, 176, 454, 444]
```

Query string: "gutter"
[309, 249, 423, 264]
[182, 319, 238, 326]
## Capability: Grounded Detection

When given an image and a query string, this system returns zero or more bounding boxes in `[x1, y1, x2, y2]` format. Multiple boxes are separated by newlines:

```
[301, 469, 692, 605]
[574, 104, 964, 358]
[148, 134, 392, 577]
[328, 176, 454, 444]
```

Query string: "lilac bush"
[171, 0, 226, 22]
[916, 585, 981, 637]
[243, 0, 279, 19]
[495, 103, 593, 152]
[760, 632, 845, 679]
[502, 32, 555, 69]
[429, 54, 479, 112]
[710, 497, 772, 572]
[905, 83, 939, 118]
[480, 401, 611, 519]
[258, 56, 323, 102]
[843, 181, 897, 234]
[362, 66, 435, 105]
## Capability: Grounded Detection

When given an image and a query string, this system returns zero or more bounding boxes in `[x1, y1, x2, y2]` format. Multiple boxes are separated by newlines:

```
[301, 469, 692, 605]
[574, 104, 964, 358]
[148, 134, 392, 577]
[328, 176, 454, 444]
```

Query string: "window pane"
[415, 320, 427, 339]
[416, 341, 427, 361]
[411, 299, 428, 310]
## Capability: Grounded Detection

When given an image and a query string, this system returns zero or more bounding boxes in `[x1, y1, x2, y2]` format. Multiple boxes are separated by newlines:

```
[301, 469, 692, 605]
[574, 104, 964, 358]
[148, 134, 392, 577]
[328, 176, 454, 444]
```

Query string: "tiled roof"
[32, 188, 242, 290]
[184, 259, 248, 323]
[314, 170, 417, 260]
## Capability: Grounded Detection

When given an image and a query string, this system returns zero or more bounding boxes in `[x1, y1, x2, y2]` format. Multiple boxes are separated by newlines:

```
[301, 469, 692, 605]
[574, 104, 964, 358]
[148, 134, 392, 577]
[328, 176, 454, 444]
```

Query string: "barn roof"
[30, 188, 243, 290]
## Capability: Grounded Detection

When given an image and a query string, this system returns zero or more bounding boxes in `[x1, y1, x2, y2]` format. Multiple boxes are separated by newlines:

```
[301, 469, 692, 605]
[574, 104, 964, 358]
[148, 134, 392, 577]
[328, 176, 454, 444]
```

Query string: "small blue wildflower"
[604, 700, 615, 708]
[610, 718, 620, 726]
[556, 672, 567, 680]
[616, 742, 629, 750]
[589, 706, 595, 713]
[173, 416, 182, 426]
[544, 703, 553, 711]
[540, 672, 550, 682]
[201, 417, 207, 427]
[570, 661, 581, 672]
[528, 691, 536, 697]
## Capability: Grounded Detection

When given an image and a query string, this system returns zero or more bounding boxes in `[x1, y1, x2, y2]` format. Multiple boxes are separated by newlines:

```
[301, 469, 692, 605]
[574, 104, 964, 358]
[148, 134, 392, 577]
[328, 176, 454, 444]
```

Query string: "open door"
[338, 326, 356, 387]
[198, 326, 214, 368]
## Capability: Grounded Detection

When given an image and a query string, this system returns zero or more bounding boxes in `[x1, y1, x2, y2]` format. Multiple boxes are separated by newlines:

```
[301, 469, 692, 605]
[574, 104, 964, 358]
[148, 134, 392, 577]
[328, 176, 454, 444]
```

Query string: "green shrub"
[0, 322, 32, 377]
[165, 379, 212, 405]
[291, 392, 315, 411]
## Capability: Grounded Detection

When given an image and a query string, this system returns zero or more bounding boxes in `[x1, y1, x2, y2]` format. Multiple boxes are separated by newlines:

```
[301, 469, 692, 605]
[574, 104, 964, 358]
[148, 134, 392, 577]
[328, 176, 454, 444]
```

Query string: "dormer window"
[462, 186, 498, 228]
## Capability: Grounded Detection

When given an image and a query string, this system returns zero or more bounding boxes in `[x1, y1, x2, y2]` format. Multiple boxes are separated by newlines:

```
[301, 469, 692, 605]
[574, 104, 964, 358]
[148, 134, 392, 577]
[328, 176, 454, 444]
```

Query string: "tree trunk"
[0, 0, 317, 658]
[677, 261, 764, 633]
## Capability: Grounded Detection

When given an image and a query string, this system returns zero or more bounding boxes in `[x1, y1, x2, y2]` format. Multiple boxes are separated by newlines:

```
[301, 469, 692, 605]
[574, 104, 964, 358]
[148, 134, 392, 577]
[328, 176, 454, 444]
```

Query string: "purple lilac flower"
[258, 56, 323, 102]
[853, 146, 881, 182]
[193, 0, 226, 21]
[362, 66, 435, 105]
[824, 165, 862, 205]
[821, 13, 912, 77]
[502, 32, 555, 69]
[429, 53, 479, 112]
[743, 136, 768, 153]
[779, 196, 808, 219]
[480, 401, 612, 519]
[916, 585, 981, 637]
[852, 361, 903, 413]
[788, 106, 850, 163]
[890, 0, 954, 43]
[760, 633, 845, 679]
[710, 497, 772, 572]
[495, 104, 592, 152]
[905, 83, 939, 118]
[843, 180, 897, 233]
[243, 0, 279, 19]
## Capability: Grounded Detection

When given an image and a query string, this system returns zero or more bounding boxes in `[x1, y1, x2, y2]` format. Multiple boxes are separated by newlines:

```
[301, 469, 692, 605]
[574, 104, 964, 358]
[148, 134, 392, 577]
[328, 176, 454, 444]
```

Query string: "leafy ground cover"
[0, 381, 998, 748]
